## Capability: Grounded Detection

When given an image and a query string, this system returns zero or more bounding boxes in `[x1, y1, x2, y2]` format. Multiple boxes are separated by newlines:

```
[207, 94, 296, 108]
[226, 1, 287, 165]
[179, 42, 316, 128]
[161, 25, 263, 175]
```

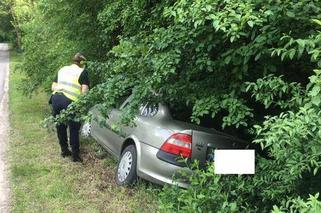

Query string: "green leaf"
[229, 202, 237, 211]
[312, 19, 321, 26]
[247, 20, 254, 28]
[254, 52, 261, 61]
[224, 56, 232, 64]
[281, 52, 287, 61]
[297, 39, 305, 48]
[213, 20, 220, 30]
[230, 36, 235, 43]
[313, 167, 318, 175]
[310, 86, 321, 97]
[289, 49, 296, 60]
[286, 11, 295, 18]
[311, 96, 321, 105]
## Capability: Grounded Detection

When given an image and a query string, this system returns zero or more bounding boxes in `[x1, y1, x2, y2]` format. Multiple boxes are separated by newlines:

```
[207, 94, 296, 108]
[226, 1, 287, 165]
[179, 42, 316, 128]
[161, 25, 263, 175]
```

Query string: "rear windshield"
[168, 105, 193, 123]
[167, 103, 225, 130]
[167, 104, 250, 141]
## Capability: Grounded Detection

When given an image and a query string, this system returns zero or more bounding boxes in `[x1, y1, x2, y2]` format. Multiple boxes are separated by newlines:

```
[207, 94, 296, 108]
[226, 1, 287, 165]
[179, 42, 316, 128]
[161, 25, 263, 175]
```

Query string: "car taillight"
[160, 133, 192, 158]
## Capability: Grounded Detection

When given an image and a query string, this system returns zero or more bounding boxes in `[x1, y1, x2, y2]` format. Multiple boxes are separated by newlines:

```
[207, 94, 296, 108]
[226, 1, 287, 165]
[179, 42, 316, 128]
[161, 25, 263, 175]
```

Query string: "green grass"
[8, 52, 158, 213]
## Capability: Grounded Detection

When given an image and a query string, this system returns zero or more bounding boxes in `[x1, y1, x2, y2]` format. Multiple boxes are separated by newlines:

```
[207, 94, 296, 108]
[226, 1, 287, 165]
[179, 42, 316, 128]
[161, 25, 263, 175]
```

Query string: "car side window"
[115, 96, 128, 109]
[119, 95, 134, 110]
[139, 103, 158, 117]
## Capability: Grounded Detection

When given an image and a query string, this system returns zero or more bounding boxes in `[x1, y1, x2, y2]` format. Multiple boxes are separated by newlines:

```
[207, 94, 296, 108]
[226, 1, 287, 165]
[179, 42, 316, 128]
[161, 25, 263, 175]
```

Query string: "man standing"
[50, 53, 89, 162]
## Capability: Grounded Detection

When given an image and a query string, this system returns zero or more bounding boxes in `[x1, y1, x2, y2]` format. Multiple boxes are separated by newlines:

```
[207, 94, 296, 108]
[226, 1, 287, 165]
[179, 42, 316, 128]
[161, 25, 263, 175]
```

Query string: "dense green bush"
[11, 0, 321, 211]
[17, 0, 106, 93]
[272, 193, 321, 213]
[158, 71, 321, 212]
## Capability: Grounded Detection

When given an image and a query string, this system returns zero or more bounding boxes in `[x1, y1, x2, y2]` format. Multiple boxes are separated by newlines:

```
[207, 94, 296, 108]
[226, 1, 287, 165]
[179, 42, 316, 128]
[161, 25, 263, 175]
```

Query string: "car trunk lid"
[191, 130, 246, 168]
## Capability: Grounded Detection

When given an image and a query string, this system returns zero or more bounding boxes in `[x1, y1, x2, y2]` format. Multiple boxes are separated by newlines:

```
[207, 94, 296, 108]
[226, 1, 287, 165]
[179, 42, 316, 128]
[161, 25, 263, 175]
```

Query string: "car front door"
[104, 95, 136, 157]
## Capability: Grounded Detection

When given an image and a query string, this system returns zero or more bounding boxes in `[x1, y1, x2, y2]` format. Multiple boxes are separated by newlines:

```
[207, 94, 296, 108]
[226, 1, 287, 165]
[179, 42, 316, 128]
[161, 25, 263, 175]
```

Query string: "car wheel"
[116, 145, 137, 186]
[81, 122, 91, 138]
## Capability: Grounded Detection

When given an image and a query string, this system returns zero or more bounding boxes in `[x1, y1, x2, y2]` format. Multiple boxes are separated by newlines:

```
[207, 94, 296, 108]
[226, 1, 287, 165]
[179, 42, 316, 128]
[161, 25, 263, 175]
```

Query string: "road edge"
[0, 50, 11, 213]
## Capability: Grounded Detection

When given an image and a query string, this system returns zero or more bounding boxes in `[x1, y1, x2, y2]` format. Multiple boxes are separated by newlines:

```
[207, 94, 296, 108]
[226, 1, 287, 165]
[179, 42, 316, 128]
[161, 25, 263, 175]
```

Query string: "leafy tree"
[0, 0, 14, 42]
[15, 0, 106, 93]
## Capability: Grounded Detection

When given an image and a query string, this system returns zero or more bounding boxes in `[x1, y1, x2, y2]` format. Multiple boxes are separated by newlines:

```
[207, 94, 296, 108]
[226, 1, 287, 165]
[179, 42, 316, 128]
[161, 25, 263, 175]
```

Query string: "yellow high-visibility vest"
[53, 64, 83, 101]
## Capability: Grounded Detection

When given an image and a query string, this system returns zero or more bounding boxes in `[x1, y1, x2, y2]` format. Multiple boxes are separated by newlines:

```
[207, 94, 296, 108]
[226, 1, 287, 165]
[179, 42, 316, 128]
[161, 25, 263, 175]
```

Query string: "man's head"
[72, 53, 86, 66]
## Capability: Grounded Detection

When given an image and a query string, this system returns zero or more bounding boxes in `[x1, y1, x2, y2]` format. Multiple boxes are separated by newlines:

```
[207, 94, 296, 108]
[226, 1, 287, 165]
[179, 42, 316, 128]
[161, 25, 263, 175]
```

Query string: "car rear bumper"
[137, 142, 191, 188]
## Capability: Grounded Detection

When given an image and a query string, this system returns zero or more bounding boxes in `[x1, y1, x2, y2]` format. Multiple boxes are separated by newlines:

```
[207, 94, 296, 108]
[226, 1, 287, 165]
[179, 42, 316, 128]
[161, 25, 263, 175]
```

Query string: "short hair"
[73, 53, 87, 62]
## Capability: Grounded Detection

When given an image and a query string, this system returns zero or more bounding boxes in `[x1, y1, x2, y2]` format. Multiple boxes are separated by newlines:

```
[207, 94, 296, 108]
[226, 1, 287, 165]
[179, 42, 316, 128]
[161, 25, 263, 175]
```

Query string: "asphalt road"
[0, 43, 10, 212]
[0, 44, 9, 103]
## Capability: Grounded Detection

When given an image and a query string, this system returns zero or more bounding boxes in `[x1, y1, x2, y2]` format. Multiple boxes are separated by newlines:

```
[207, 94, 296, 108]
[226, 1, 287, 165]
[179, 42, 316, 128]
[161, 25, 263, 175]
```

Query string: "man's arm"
[51, 74, 61, 92]
[79, 69, 90, 94]
[81, 84, 89, 94]
[51, 82, 60, 92]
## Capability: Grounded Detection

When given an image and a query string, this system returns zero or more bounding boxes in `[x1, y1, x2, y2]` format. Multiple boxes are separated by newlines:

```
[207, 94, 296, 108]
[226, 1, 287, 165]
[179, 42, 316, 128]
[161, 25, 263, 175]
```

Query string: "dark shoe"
[61, 149, 72, 158]
[72, 154, 83, 162]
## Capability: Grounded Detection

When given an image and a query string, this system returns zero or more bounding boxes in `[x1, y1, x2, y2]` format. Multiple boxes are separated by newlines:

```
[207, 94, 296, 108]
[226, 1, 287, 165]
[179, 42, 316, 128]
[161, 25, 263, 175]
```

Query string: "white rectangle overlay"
[214, 150, 255, 174]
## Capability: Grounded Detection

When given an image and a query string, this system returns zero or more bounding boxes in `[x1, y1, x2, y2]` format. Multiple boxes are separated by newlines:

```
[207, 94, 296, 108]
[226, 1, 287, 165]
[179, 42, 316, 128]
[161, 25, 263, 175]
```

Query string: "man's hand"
[51, 82, 62, 92]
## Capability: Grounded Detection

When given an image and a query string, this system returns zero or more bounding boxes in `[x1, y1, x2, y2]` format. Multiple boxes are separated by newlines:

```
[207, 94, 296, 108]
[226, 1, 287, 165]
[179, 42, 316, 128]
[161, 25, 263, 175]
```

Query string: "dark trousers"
[51, 94, 81, 155]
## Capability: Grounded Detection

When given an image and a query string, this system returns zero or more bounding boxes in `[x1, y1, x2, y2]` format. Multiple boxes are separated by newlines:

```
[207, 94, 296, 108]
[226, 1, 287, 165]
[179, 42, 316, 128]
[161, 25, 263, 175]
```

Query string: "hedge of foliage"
[0, 0, 14, 42]
[9, 0, 321, 211]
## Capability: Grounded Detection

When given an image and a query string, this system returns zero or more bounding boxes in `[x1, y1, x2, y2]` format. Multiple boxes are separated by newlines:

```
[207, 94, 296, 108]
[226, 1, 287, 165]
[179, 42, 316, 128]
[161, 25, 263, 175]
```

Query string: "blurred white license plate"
[214, 150, 255, 174]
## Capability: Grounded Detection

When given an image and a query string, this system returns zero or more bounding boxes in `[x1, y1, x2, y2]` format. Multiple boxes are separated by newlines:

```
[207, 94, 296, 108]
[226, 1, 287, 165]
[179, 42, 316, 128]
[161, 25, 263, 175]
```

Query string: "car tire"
[116, 145, 137, 186]
[81, 122, 91, 138]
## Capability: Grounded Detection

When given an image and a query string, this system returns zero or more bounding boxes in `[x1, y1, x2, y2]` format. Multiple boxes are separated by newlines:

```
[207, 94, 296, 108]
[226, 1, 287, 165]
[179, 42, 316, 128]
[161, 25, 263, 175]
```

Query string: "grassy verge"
[8, 52, 158, 213]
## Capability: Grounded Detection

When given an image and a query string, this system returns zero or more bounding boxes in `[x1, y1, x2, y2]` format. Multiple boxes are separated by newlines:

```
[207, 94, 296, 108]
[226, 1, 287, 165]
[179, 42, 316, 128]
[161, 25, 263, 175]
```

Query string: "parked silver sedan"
[82, 95, 245, 188]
